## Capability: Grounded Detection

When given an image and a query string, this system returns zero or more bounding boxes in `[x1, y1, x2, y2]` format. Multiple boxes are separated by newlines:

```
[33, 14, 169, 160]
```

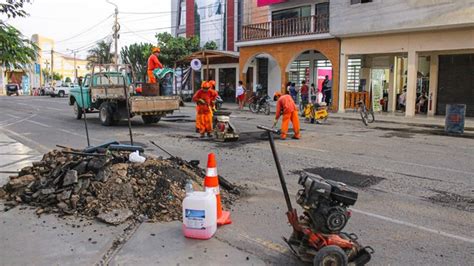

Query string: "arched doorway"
[285, 49, 334, 107]
[241, 52, 281, 98]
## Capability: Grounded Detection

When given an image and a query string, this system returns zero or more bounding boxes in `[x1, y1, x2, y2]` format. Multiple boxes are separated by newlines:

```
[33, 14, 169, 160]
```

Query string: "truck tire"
[58, 90, 65, 97]
[99, 102, 115, 126]
[142, 115, 161, 124]
[74, 101, 83, 120]
[313, 245, 348, 266]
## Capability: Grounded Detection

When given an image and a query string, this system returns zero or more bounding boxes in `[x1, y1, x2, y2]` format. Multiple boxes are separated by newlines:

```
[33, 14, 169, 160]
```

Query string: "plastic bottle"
[182, 190, 217, 240]
[185, 180, 194, 195]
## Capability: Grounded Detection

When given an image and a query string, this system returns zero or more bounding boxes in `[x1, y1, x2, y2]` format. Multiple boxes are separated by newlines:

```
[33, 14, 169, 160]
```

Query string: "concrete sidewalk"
[0, 132, 43, 187]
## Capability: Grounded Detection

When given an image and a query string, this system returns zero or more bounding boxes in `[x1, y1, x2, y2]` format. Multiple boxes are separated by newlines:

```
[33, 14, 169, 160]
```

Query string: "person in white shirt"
[236, 80, 246, 110]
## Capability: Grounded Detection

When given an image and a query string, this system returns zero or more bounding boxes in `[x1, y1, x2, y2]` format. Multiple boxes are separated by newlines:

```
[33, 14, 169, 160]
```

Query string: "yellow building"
[31, 34, 88, 86]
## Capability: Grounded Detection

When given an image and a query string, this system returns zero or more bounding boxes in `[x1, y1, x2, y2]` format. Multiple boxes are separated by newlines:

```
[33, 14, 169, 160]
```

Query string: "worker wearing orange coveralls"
[147, 47, 163, 83]
[273, 92, 301, 140]
[193, 81, 218, 138]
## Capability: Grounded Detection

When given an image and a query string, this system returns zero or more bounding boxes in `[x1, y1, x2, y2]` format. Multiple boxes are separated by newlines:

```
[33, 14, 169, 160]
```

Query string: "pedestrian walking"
[300, 81, 309, 109]
[322, 75, 332, 106]
[236, 80, 246, 110]
[310, 83, 316, 103]
[289, 82, 297, 102]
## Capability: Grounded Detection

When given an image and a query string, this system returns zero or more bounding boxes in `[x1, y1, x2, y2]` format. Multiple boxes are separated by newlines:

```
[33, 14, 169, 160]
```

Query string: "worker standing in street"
[273, 92, 301, 140]
[193, 81, 218, 138]
[147, 47, 163, 83]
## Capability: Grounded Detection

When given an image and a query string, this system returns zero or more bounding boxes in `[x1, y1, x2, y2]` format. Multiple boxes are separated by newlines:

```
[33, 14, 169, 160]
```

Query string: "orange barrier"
[204, 153, 232, 226]
[344, 91, 371, 110]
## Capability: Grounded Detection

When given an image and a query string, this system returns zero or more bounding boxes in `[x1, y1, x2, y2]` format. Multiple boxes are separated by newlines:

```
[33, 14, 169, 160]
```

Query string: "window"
[315, 2, 329, 16]
[178, 0, 186, 28]
[351, 0, 372, 4]
[347, 58, 362, 91]
[289, 60, 310, 88]
[272, 5, 311, 21]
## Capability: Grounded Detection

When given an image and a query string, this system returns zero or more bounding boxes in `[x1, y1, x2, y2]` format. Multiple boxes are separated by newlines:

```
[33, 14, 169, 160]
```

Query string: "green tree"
[1, 0, 30, 18]
[86, 40, 113, 66]
[203, 41, 218, 50]
[120, 42, 153, 82]
[65, 77, 71, 83]
[0, 22, 38, 72]
[155, 32, 200, 67]
[53, 72, 62, 81]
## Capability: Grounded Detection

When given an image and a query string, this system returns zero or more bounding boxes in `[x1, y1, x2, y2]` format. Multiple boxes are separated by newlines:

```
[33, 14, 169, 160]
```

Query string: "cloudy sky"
[7, 0, 172, 59]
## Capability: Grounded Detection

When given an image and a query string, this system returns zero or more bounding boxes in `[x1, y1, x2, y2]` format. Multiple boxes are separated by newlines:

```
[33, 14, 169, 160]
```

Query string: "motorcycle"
[215, 95, 224, 110]
[249, 95, 271, 115]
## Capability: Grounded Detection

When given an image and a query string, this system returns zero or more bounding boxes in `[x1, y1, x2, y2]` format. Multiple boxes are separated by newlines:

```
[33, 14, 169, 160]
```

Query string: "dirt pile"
[0, 149, 238, 224]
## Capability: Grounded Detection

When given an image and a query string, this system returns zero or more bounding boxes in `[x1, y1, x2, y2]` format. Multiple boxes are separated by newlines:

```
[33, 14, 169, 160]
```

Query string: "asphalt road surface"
[1, 95, 473, 265]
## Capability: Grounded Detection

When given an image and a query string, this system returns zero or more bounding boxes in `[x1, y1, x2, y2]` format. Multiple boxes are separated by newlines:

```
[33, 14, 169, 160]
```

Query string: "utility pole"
[107, 0, 119, 65]
[50, 49, 54, 85]
[44, 60, 50, 85]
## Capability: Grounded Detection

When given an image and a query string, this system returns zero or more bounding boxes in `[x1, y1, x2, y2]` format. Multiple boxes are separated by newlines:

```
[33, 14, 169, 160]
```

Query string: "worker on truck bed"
[147, 47, 163, 84]
[273, 92, 301, 140]
[193, 81, 218, 138]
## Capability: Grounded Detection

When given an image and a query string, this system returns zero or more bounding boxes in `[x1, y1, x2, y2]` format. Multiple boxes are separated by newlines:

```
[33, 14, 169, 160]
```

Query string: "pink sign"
[257, 0, 287, 7]
[317, 68, 332, 92]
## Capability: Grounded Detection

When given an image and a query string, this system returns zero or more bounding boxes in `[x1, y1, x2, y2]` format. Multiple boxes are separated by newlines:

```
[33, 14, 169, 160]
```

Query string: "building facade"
[171, 0, 268, 100]
[236, 0, 339, 109]
[332, 0, 474, 117]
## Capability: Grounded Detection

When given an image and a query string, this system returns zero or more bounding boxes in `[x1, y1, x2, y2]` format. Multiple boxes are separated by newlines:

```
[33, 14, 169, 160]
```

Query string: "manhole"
[301, 167, 385, 188]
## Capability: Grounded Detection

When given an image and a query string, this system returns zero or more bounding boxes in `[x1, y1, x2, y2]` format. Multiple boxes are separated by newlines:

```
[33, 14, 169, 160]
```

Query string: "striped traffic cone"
[204, 153, 232, 226]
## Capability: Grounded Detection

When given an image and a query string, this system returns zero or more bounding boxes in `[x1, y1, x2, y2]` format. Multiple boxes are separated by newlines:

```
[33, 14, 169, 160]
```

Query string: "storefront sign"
[257, 0, 287, 7]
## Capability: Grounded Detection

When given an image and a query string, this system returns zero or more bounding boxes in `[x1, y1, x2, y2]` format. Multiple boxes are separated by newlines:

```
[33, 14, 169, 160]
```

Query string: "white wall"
[330, 0, 474, 37]
[267, 58, 281, 98]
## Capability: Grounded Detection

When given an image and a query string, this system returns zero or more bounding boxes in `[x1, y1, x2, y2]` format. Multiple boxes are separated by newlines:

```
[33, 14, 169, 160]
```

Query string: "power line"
[56, 14, 113, 44]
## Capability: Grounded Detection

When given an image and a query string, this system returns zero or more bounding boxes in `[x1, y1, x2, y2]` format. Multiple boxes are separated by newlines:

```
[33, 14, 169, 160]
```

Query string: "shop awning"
[180, 50, 240, 65]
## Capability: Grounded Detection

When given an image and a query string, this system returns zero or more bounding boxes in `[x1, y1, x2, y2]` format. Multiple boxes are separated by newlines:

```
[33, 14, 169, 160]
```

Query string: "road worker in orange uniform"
[147, 47, 163, 83]
[193, 81, 218, 138]
[208, 80, 217, 111]
[273, 92, 301, 140]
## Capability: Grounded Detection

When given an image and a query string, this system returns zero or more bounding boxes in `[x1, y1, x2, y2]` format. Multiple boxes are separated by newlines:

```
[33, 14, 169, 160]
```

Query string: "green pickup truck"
[69, 70, 180, 126]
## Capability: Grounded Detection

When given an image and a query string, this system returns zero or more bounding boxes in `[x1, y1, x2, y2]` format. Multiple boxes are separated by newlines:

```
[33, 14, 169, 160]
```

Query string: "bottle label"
[185, 209, 206, 229]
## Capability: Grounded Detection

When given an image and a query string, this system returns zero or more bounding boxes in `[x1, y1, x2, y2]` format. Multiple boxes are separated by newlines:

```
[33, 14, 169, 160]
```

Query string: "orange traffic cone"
[204, 153, 232, 226]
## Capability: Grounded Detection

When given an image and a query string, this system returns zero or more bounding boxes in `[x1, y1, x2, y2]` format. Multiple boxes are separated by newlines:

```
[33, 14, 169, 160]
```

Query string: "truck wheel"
[99, 102, 114, 126]
[58, 91, 65, 97]
[74, 102, 83, 120]
[142, 115, 161, 124]
[313, 245, 348, 266]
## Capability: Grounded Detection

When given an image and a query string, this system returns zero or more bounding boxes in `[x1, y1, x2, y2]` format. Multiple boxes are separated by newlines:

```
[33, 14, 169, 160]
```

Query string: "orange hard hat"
[201, 81, 210, 88]
[152, 47, 160, 53]
[274, 92, 282, 98]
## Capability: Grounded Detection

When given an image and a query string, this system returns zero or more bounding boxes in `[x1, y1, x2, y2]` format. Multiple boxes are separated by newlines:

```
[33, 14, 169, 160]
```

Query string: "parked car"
[5, 83, 20, 96]
[50, 84, 73, 97]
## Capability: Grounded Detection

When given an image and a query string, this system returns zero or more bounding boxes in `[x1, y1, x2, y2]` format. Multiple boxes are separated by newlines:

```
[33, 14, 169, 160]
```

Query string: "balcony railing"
[240, 14, 329, 42]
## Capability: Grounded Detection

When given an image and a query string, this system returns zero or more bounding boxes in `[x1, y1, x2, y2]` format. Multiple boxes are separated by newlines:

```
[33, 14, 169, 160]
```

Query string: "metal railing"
[240, 14, 329, 41]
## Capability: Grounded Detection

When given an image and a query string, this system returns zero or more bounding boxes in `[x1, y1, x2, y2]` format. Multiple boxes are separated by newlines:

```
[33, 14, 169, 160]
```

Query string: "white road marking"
[26, 120, 51, 128]
[0, 114, 37, 127]
[45, 107, 64, 111]
[244, 180, 474, 244]
[6, 114, 21, 119]
[351, 208, 474, 244]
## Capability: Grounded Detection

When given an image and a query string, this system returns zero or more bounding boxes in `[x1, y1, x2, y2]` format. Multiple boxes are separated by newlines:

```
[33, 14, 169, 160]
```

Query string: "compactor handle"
[257, 125, 280, 134]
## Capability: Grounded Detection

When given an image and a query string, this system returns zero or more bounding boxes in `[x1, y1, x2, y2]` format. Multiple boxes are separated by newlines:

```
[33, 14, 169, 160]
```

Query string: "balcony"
[240, 14, 329, 42]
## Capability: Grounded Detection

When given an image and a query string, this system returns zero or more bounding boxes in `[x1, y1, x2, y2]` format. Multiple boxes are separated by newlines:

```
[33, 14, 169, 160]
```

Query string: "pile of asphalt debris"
[0, 145, 239, 225]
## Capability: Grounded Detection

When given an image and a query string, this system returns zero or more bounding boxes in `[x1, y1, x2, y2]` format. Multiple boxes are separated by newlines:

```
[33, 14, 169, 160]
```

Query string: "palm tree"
[86, 40, 113, 67]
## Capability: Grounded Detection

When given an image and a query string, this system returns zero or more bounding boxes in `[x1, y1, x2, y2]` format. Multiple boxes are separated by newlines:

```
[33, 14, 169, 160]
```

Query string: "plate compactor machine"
[257, 125, 373, 266]
[213, 110, 239, 141]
